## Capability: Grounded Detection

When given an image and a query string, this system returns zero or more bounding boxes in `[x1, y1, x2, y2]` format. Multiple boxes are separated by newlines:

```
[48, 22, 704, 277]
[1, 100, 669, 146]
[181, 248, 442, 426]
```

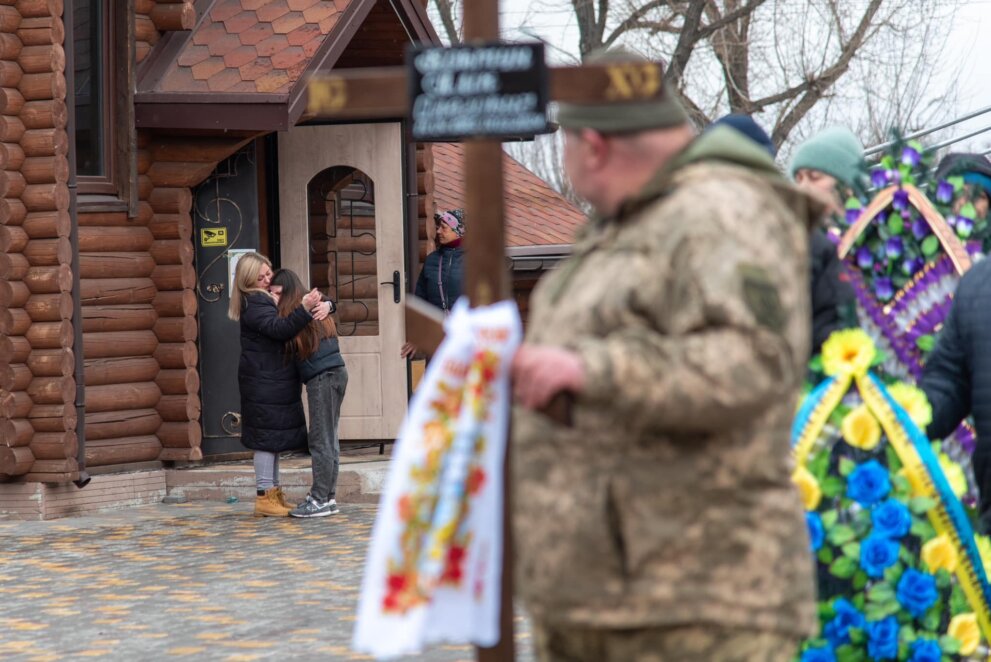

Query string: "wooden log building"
[0, 0, 583, 488]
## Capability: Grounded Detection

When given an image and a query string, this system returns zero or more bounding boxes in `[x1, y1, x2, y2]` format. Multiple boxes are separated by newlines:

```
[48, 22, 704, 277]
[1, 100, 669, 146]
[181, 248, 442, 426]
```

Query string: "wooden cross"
[307, 4, 665, 659]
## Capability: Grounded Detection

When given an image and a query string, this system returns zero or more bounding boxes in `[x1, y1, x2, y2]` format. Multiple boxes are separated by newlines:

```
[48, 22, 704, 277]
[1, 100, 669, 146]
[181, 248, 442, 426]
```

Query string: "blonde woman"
[228, 252, 328, 516]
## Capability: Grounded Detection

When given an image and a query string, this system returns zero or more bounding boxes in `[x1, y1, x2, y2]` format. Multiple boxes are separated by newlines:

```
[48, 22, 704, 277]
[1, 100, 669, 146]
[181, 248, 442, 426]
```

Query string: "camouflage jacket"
[512, 127, 820, 635]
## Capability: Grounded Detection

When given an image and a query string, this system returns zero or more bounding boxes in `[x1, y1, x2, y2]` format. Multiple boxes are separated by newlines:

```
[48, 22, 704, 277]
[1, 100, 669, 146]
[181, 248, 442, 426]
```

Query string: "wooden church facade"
[0, 0, 583, 487]
[0, 0, 439, 484]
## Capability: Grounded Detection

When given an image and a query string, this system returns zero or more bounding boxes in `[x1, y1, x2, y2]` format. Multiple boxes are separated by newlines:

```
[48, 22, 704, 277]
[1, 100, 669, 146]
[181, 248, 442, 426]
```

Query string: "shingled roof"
[431, 143, 584, 247]
[135, 0, 435, 130]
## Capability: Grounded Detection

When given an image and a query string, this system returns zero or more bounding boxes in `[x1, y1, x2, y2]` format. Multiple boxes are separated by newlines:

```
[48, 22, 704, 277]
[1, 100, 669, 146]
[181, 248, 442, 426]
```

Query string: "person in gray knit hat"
[511, 48, 819, 662]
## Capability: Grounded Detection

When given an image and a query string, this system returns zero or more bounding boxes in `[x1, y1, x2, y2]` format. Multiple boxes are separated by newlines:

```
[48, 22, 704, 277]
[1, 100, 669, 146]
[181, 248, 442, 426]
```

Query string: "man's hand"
[400, 342, 418, 359]
[511, 344, 586, 410]
[311, 301, 332, 321]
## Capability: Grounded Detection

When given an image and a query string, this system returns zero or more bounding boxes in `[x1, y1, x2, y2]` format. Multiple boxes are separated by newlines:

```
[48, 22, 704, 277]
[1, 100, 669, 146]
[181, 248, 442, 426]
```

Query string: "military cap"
[556, 47, 690, 133]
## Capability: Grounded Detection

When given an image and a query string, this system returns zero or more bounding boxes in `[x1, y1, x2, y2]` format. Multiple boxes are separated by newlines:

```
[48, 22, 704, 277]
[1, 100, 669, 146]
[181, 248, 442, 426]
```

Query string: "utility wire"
[865, 104, 991, 156]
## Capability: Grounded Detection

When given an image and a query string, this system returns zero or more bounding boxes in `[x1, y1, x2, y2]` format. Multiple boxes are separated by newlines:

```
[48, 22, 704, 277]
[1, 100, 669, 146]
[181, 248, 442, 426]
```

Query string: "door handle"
[381, 270, 401, 304]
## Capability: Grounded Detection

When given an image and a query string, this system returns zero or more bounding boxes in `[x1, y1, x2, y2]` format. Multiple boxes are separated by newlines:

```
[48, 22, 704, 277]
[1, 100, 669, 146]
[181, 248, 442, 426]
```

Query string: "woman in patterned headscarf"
[401, 209, 465, 358]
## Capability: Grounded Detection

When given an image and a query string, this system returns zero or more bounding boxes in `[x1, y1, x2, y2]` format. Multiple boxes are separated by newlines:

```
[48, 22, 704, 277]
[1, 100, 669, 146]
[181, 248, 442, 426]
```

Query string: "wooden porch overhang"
[134, 0, 437, 131]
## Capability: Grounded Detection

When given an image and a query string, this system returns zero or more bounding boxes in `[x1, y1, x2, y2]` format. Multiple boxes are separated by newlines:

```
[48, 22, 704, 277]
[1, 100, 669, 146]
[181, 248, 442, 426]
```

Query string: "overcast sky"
[458, 1, 991, 155]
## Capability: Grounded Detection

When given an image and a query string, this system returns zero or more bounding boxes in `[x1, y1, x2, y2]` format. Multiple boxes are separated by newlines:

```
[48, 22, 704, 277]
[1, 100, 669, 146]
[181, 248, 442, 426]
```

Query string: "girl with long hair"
[229, 253, 328, 517]
[270, 269, 348, 518]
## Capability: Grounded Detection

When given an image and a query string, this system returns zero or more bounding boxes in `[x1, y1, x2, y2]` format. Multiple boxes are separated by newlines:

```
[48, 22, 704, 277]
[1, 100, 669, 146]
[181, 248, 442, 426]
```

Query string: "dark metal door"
[193, 143, 261, 456]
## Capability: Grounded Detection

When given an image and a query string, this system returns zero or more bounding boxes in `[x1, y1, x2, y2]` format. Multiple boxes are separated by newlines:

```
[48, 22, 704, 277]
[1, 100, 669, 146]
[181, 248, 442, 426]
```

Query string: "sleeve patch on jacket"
[739, 264, 786, 332]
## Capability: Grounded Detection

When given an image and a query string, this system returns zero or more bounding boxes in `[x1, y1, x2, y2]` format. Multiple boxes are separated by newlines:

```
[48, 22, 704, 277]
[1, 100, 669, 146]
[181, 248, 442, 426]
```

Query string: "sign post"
[307, 5, 668, 657]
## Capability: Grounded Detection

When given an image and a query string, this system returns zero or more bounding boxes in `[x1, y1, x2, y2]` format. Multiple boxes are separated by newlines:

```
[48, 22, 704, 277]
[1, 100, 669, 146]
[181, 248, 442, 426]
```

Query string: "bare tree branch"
[770, 0, 884, 144]
[696, 0, 767, 41]
[602, 0, 673, 50]
[663, 0, 706, 85]
[431, 0, 461, 44]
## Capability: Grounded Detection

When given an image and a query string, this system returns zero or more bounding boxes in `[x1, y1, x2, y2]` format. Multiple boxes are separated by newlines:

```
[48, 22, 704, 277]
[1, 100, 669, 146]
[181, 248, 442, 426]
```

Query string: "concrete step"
[164, 457, 390, 505]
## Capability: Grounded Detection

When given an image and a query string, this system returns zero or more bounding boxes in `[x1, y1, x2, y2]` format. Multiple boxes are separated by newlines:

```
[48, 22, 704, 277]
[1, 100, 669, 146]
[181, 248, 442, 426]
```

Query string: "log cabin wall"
[0, 0, 247, 479]
[0, 0, 78, 482]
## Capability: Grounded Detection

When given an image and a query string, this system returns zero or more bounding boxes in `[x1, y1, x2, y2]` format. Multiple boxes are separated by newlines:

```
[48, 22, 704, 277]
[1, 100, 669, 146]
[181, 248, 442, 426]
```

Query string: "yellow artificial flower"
[821, 329, 876, 377]
[887, 382, 933, 429]
[791, 465, 822, 511]
[948, 613, 980, 656]
[841, 405, 882, 450]
[976, 535, 991, 573]
[921, 535, 959, 573]
[938, 453, 969, 499]
[897, 467, 928, 497]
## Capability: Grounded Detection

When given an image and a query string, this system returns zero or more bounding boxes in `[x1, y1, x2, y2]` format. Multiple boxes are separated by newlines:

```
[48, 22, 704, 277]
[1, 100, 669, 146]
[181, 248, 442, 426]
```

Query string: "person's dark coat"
[920, 257, 991, 525]
[415, 243, 463, 313]
[810, 230, 855, 352]
[238, 292, 313, 453]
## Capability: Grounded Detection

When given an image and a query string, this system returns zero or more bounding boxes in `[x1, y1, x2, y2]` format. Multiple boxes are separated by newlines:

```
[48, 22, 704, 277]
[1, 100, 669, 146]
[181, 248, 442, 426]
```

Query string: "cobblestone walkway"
[0, 503, 533, 661]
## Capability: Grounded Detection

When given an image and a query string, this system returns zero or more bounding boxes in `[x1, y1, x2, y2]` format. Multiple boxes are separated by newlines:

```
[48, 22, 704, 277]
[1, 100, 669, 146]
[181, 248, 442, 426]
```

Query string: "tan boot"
[273, 487, 294, 510]
[254, 488, 292, 517]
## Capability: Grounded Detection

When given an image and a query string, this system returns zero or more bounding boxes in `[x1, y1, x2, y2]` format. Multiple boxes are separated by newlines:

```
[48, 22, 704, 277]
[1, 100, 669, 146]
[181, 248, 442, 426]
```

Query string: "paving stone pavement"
[0, 502, 534, 661]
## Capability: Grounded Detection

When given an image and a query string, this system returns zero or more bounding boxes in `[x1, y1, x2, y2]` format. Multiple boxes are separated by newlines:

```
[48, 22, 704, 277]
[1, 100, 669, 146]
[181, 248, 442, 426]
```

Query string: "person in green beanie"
[790, 126, 868, 214]
[510, 47, 820, 662]
[789, 126, 865, 350]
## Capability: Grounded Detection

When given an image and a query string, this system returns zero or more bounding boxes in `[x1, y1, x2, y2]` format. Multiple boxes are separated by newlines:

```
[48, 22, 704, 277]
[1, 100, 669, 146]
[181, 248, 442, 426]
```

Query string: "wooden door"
[278, 124, 407, 440]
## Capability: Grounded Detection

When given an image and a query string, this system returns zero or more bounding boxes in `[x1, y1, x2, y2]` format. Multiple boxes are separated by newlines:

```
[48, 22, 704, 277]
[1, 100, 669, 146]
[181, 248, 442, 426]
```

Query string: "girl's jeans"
[305, 366, 348, 502]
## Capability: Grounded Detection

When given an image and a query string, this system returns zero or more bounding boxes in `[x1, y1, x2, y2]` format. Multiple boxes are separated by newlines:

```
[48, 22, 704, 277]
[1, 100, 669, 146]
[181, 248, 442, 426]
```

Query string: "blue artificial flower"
[893, 188, 910, 211]
[901, 146, 922, 168]
[872, 169, 890, 189]
[856, 246, 874, 270]
[801, 645, 837, 662]
[897, 568, 938, 618]
[908, 638, 942, 662]
[824, 598, 865, 647]
[874, 277, 894, 302]
[848, 460, 892, 506]
[871, 499, 912, 539]
[885, 236, 904, 259]
[806, 512, 824, 552]
[936, 179, 954, 203]
[867, 616, 900, 660]
[860, 534, 900, 578]
[957, 215, 974, 239]
[911, 217, 930, 240]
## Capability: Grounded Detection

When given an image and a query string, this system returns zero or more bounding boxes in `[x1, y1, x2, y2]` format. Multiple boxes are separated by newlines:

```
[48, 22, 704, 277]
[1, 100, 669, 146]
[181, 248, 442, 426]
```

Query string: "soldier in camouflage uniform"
[511, 49, 821, 661]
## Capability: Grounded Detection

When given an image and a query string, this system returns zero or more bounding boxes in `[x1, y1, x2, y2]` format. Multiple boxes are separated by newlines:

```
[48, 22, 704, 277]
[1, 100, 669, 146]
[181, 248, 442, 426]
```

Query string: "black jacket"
[238, 292, 313, 453]
[810, 230, 856, 352]
[921, 257, 991, 522]
[415, 243, 464, 312]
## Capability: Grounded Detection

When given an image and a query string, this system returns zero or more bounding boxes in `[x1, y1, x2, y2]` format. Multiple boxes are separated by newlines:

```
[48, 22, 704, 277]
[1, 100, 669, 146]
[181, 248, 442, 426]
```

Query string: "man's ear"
[580, 128, 609, 172]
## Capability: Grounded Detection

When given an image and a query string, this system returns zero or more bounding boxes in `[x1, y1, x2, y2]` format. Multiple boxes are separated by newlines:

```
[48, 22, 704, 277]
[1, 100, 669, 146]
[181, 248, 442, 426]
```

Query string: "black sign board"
[407, 42, 549, 142]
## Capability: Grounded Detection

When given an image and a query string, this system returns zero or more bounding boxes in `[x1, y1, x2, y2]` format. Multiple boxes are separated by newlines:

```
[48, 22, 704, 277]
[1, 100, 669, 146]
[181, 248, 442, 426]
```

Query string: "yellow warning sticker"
[200, 228, 228, 247]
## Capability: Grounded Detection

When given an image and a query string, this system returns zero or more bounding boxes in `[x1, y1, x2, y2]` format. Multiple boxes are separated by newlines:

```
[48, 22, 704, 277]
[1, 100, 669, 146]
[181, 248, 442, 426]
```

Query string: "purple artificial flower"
[856, 246, 874, 270]
[901, 257, 924, 277]
[875, 277, 894, 301]
[871, 169, 889, 188]
[901, 146, 921, 167]
[911, 217, 930, 240]
[893, 189, 910, 211]
[845, 207, 862, 225]
[957, 216, 974, 238]
[885, 236, 904, 259]
[936, 179, 954, 203]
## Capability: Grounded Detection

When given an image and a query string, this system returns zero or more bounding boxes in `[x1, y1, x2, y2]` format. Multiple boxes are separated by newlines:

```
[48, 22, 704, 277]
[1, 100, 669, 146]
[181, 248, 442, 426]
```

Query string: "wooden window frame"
[73, 0, 136, 214]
